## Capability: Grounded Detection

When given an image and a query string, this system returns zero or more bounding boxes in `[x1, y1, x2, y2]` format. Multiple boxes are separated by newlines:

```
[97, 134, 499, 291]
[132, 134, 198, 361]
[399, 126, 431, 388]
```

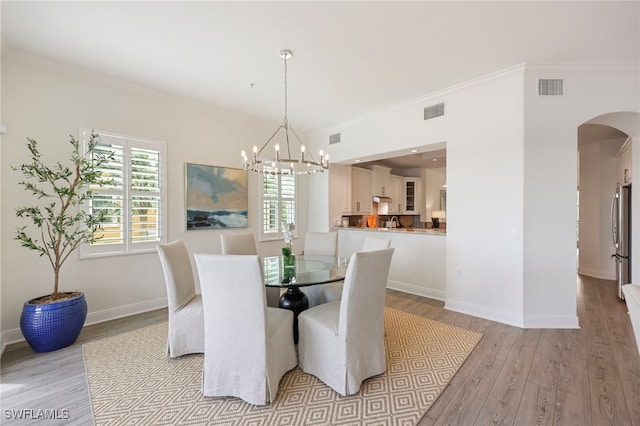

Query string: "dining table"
[263, 254, 348, 343]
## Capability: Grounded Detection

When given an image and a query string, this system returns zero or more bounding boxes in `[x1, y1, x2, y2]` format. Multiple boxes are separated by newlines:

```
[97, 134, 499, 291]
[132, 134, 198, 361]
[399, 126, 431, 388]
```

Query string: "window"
[260, 171, 296, 241]
[80, 129, 166, 257]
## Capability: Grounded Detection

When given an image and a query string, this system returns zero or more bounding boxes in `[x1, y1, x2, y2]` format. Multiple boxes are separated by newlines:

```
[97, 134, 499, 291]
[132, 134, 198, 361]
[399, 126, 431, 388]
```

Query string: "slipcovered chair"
[220, 231, 257, 256]
[194, 253, 298, 406]
[360, 235, 392, 252]
[157, 240, 204, 357]
[298, 248, 395, 396]
[302, 231, 338, 307]
[319, 236, 392, 304]
[220, 232, 279, 307]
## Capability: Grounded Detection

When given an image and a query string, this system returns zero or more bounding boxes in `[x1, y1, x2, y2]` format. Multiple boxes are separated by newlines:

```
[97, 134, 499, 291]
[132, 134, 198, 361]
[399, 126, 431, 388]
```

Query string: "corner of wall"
[444, 297, 525, 328]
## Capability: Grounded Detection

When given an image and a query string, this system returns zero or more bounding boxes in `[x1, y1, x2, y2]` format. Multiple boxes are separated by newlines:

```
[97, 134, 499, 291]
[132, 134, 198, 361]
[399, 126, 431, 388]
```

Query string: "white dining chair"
[156, 240, 204, 357]
[304, 231, 338, 257]
[302, 231, 338, 307]
[220, 232, 280, 308]
[360, 235, 392, 252]
[297, 248, 395, 396]
[319, 235, 392, 304]
[194, 253, 298, 405]
[220, 231, 257, 256]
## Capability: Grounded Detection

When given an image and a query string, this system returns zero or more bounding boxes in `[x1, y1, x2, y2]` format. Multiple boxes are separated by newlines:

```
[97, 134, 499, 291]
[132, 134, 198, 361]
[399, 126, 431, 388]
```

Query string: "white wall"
[523, 64, 639, 328]
[306, 171, 330, 232]
[311, 63, 640, 329]
[0, 52, 311, 344]
[311, 65, 527, 327]
[338, 229, 446, 300]
[326, 163, 345, 229]
[445, 70, 526, 327]
[578, 139, 624, 280]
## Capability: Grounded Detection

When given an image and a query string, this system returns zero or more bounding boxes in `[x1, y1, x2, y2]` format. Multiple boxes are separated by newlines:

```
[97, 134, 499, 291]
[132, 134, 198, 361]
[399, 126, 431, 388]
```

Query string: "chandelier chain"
[283, 53, 288, 125]
[283, 53, 290, 158]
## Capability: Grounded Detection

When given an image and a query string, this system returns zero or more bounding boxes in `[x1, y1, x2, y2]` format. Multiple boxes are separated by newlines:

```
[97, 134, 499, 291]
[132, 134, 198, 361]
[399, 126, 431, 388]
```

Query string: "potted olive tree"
[13, 131, 113, 352]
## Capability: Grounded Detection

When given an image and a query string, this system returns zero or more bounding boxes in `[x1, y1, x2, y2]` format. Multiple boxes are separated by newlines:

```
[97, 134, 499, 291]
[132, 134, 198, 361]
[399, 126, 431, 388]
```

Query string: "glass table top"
[263, 255, 348, 288]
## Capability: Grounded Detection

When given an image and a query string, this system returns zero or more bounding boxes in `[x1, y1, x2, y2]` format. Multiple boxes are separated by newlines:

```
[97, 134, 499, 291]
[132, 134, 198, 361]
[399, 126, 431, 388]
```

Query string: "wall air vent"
[329, 133, 341, 144]
[538, 79, 565, 96]
[424, 102, 445, 120]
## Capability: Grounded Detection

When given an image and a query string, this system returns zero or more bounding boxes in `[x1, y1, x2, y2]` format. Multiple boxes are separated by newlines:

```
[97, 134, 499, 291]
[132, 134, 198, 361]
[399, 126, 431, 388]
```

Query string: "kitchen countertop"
[335, 226, 446, 236]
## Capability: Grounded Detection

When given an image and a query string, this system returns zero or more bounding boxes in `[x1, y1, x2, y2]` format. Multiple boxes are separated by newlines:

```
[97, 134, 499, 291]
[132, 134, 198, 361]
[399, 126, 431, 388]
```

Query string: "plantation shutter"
[281, 175, 295, 227]
[262, 173, 279, 235]
[130, 146, 161, 245]
[91, 134, 126, 249]
[260, 170, 296, 240]
[81, 129, 165, 257]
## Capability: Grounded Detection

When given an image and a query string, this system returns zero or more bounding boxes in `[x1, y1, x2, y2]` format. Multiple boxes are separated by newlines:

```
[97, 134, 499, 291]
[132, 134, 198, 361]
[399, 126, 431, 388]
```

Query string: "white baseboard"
[2, 329, 27, 351]
[387, 280, 445, 301]
[84, 297, 167, 327]
[0, 297, 168, 354]
[389, 283, 530, 328]
[445, 297, 525, 328]
[523, 314, 580, 329]
[445, 297, 580, 329]
[578, 266, 616, 280]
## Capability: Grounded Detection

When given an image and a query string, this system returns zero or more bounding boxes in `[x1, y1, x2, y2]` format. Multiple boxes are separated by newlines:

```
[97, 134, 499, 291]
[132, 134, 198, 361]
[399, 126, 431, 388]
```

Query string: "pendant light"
[241, 49, 328, 175]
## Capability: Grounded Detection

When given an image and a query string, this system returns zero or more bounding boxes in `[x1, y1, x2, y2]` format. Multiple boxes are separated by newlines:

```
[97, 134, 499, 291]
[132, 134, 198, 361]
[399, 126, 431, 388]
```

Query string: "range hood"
[373, 195, 392, 203]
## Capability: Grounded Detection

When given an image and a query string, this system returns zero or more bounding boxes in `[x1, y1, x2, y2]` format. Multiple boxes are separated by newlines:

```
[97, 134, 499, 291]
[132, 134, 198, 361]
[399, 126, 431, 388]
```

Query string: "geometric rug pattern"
[83, 308, 482, 425]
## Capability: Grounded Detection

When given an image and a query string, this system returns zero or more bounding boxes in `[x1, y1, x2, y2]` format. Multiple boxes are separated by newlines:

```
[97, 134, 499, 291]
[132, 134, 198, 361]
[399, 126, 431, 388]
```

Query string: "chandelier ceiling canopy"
[241, 49, 328, 176]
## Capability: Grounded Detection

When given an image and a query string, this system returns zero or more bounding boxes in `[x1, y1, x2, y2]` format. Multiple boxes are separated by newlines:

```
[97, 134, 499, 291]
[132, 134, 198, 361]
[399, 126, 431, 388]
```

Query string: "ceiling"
[578, 124, 629, 147]
[359, 149, 446, 171]
[2, 2, 638, 169]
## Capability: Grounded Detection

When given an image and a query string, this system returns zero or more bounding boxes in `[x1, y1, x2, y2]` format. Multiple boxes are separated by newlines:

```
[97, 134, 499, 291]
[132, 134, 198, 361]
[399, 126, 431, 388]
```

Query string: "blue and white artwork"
[186, 163, 248, 230]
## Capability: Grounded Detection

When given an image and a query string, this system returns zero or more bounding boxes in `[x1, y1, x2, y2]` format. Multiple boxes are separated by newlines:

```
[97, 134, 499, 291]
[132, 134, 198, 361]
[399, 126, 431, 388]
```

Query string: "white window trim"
[79, 128, 167, 258]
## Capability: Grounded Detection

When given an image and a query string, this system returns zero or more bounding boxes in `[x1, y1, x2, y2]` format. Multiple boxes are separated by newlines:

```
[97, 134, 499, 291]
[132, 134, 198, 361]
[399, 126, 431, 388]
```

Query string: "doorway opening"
[577, 112, 638, 299]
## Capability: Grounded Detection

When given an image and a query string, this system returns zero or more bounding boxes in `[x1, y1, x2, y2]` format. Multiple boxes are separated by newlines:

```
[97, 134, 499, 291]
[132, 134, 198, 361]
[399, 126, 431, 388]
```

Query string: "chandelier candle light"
[241, 50, 328, 175]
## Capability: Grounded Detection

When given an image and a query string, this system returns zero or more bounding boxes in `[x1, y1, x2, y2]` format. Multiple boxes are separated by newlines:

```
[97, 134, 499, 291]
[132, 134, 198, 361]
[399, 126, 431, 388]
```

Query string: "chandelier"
[241, 49, 329, 175]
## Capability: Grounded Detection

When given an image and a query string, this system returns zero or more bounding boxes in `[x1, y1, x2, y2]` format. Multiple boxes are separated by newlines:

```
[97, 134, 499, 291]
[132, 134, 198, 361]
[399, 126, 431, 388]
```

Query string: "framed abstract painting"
[185, 163, 248, 230]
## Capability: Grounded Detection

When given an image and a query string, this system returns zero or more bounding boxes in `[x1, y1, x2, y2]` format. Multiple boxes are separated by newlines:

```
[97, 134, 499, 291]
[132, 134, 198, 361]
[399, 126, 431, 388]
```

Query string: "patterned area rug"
[83, 308, 482, 425]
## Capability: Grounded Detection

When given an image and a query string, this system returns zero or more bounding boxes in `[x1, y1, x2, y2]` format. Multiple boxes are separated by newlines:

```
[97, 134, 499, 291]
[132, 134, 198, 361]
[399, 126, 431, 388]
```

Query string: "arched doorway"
[577, 111, 640, 297]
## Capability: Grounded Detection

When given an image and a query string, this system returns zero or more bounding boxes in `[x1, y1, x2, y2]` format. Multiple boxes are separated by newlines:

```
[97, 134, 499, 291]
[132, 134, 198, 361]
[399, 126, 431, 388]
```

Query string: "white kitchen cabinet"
[389, 175, 404, 214]
[353, 167, 373, 213]
[341, 166, 373, 214]
[370, 165, 391, 197]
[341, 165, 353, 213]
[404, 178, 422, 214]
[414, 179, 423, 213]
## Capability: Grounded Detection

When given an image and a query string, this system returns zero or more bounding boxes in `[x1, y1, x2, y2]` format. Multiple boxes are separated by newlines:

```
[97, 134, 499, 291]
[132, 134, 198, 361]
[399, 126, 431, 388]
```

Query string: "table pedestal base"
[279, 287, 309, 344]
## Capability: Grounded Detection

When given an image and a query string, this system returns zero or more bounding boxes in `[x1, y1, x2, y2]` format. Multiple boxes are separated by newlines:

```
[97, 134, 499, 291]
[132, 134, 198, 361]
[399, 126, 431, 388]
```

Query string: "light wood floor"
[2, 275, 639, 425]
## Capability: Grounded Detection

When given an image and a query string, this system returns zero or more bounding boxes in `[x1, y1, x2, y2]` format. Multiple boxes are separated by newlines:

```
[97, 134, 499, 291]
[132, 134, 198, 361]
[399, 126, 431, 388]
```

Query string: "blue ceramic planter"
[20, 292, 88, 353]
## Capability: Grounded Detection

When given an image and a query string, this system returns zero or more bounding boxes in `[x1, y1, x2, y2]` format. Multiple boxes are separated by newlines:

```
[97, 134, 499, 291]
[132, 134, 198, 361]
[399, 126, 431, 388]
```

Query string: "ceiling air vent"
[329, 133, 341, 144]
[424, 103, 445, 121]
[538, 79, 565, 96]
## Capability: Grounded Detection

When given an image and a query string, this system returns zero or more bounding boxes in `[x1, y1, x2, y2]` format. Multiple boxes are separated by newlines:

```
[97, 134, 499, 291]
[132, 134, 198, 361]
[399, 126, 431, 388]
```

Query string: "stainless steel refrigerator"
[611, 183, 632, 300]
